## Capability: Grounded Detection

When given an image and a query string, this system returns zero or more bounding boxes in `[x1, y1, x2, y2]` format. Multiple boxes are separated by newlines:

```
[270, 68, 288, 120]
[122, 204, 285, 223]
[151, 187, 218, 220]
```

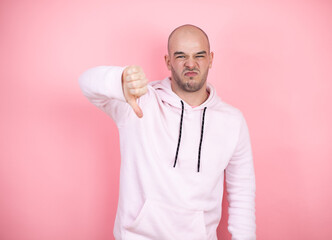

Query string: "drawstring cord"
[173, 100, 184, 168]
[197, 107, 207, 172]
[173, 100, 207, 172]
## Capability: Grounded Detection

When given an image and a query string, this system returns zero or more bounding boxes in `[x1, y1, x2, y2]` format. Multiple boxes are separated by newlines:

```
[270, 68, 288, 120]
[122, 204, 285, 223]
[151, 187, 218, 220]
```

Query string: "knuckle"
[139, 80, 146, 88]
[132, 74, 139, 81]
[134, 65, 141, 73]
[135, 80, 141, 87]
[126, 67, 133, 74]
[126, 75, 132, 81]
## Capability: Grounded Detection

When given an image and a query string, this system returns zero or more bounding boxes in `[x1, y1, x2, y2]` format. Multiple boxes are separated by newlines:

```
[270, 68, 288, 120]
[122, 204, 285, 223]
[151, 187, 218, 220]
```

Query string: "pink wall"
[1, 0, 331, 239]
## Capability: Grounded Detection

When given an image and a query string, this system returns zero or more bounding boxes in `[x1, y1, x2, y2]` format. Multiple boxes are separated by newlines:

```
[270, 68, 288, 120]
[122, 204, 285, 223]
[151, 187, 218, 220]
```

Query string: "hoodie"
[78, 66, 256, 240]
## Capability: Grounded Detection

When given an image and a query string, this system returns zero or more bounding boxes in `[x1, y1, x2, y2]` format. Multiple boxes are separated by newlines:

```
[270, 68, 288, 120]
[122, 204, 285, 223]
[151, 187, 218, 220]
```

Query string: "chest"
[139, 106, 239, 175]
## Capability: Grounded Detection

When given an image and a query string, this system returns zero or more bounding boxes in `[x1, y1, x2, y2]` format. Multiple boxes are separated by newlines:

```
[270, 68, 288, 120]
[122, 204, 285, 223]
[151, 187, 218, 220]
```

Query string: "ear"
[209, 52, 214, 69]
[164, 54, 171, 70]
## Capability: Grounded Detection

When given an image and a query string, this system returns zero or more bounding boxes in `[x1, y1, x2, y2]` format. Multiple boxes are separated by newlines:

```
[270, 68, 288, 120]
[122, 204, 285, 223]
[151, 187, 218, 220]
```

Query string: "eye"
[176, 55, 185, 59]
[196, 55, 205, 58]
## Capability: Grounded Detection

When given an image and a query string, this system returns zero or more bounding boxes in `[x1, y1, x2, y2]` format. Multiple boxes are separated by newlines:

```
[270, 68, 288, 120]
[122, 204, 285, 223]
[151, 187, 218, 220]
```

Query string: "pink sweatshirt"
[79, 66, 256, 240]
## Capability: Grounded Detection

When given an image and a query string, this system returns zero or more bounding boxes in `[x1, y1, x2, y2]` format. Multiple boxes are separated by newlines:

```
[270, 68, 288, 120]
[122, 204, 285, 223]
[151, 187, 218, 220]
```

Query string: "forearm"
[225, 114, 256, 240]
[78, 65, 127, 104]
[78, 65, 131, 125]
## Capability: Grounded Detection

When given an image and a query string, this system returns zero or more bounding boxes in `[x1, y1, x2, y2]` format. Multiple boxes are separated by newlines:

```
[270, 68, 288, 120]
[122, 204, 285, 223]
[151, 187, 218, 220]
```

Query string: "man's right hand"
[122, 65, 148, 118]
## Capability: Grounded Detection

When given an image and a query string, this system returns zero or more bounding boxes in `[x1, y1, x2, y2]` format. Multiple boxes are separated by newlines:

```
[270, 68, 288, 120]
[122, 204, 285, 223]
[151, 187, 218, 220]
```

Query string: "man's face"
[165, 29, 213, 92]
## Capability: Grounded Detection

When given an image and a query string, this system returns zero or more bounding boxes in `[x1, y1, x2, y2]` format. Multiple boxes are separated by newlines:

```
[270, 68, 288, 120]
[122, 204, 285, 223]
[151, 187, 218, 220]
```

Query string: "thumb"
[127, 97, 143, 118]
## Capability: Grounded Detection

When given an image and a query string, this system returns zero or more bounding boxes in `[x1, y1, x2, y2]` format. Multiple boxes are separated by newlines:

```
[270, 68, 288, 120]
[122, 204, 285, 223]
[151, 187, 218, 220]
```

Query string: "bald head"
[167, 24, 210, 54]
[164, 24, 214, 96]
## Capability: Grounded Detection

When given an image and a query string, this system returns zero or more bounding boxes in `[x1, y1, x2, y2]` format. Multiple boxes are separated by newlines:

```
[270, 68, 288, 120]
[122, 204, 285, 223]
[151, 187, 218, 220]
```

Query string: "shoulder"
[205, 82, 243, 120]
[214, 100, 242, 116]
[208, 93, 244, 122]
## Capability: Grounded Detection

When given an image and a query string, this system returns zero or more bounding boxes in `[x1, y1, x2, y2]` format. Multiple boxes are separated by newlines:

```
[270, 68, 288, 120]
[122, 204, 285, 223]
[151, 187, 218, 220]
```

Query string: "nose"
[184, 57, 196, 69]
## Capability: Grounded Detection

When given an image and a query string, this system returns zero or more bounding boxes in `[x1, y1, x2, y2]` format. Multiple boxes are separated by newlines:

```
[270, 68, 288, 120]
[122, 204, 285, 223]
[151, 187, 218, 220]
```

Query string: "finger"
[126, 79, 148, 89]
[125, 72, 145, 82]
[127, 98, 143, 118]
[129, 86, 147, 97]
[126, 67, 135, 75]
[127, 66, 139, 75]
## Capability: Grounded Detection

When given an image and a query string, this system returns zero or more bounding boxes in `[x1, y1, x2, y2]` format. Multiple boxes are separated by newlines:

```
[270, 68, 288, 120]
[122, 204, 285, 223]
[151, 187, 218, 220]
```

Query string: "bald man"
[79, 24, 256, 240]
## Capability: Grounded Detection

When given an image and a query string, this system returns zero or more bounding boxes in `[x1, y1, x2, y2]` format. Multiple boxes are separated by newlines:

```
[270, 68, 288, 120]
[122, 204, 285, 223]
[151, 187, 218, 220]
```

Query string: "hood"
[150, 77, 219, 111]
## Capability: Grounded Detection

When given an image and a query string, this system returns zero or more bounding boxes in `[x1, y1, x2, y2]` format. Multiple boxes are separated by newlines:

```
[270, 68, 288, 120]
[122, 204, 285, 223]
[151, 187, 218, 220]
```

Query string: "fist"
[122, 65, 148, 118]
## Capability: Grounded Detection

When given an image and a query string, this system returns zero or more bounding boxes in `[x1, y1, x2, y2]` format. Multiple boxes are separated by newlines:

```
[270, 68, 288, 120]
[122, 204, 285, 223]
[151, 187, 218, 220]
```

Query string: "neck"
[170, 79, 209, 106]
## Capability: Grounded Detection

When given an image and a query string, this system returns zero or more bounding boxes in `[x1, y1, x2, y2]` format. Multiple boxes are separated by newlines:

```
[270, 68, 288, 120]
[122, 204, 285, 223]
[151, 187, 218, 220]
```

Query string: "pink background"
[1, 0, 331, 239]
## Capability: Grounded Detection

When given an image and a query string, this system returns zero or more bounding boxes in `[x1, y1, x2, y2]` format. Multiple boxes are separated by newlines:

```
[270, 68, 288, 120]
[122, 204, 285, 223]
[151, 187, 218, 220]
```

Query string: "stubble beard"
[171, 66, 209, 93]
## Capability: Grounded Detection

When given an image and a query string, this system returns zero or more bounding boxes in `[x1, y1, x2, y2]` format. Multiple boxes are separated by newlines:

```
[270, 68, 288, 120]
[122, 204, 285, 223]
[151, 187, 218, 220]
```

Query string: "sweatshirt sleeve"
[225, 113, 256, 240]
[78, 65, 132, 126]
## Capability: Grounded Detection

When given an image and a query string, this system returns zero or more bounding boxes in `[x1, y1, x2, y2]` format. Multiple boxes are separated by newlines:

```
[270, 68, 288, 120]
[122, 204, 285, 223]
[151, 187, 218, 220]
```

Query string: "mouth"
[184, 71, 198, 77]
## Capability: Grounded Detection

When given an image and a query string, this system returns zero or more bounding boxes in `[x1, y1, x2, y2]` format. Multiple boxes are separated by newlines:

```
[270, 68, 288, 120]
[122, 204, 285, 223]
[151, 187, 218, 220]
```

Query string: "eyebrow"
[174, 51, 185, 56]
[173, 50, 207, 56]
